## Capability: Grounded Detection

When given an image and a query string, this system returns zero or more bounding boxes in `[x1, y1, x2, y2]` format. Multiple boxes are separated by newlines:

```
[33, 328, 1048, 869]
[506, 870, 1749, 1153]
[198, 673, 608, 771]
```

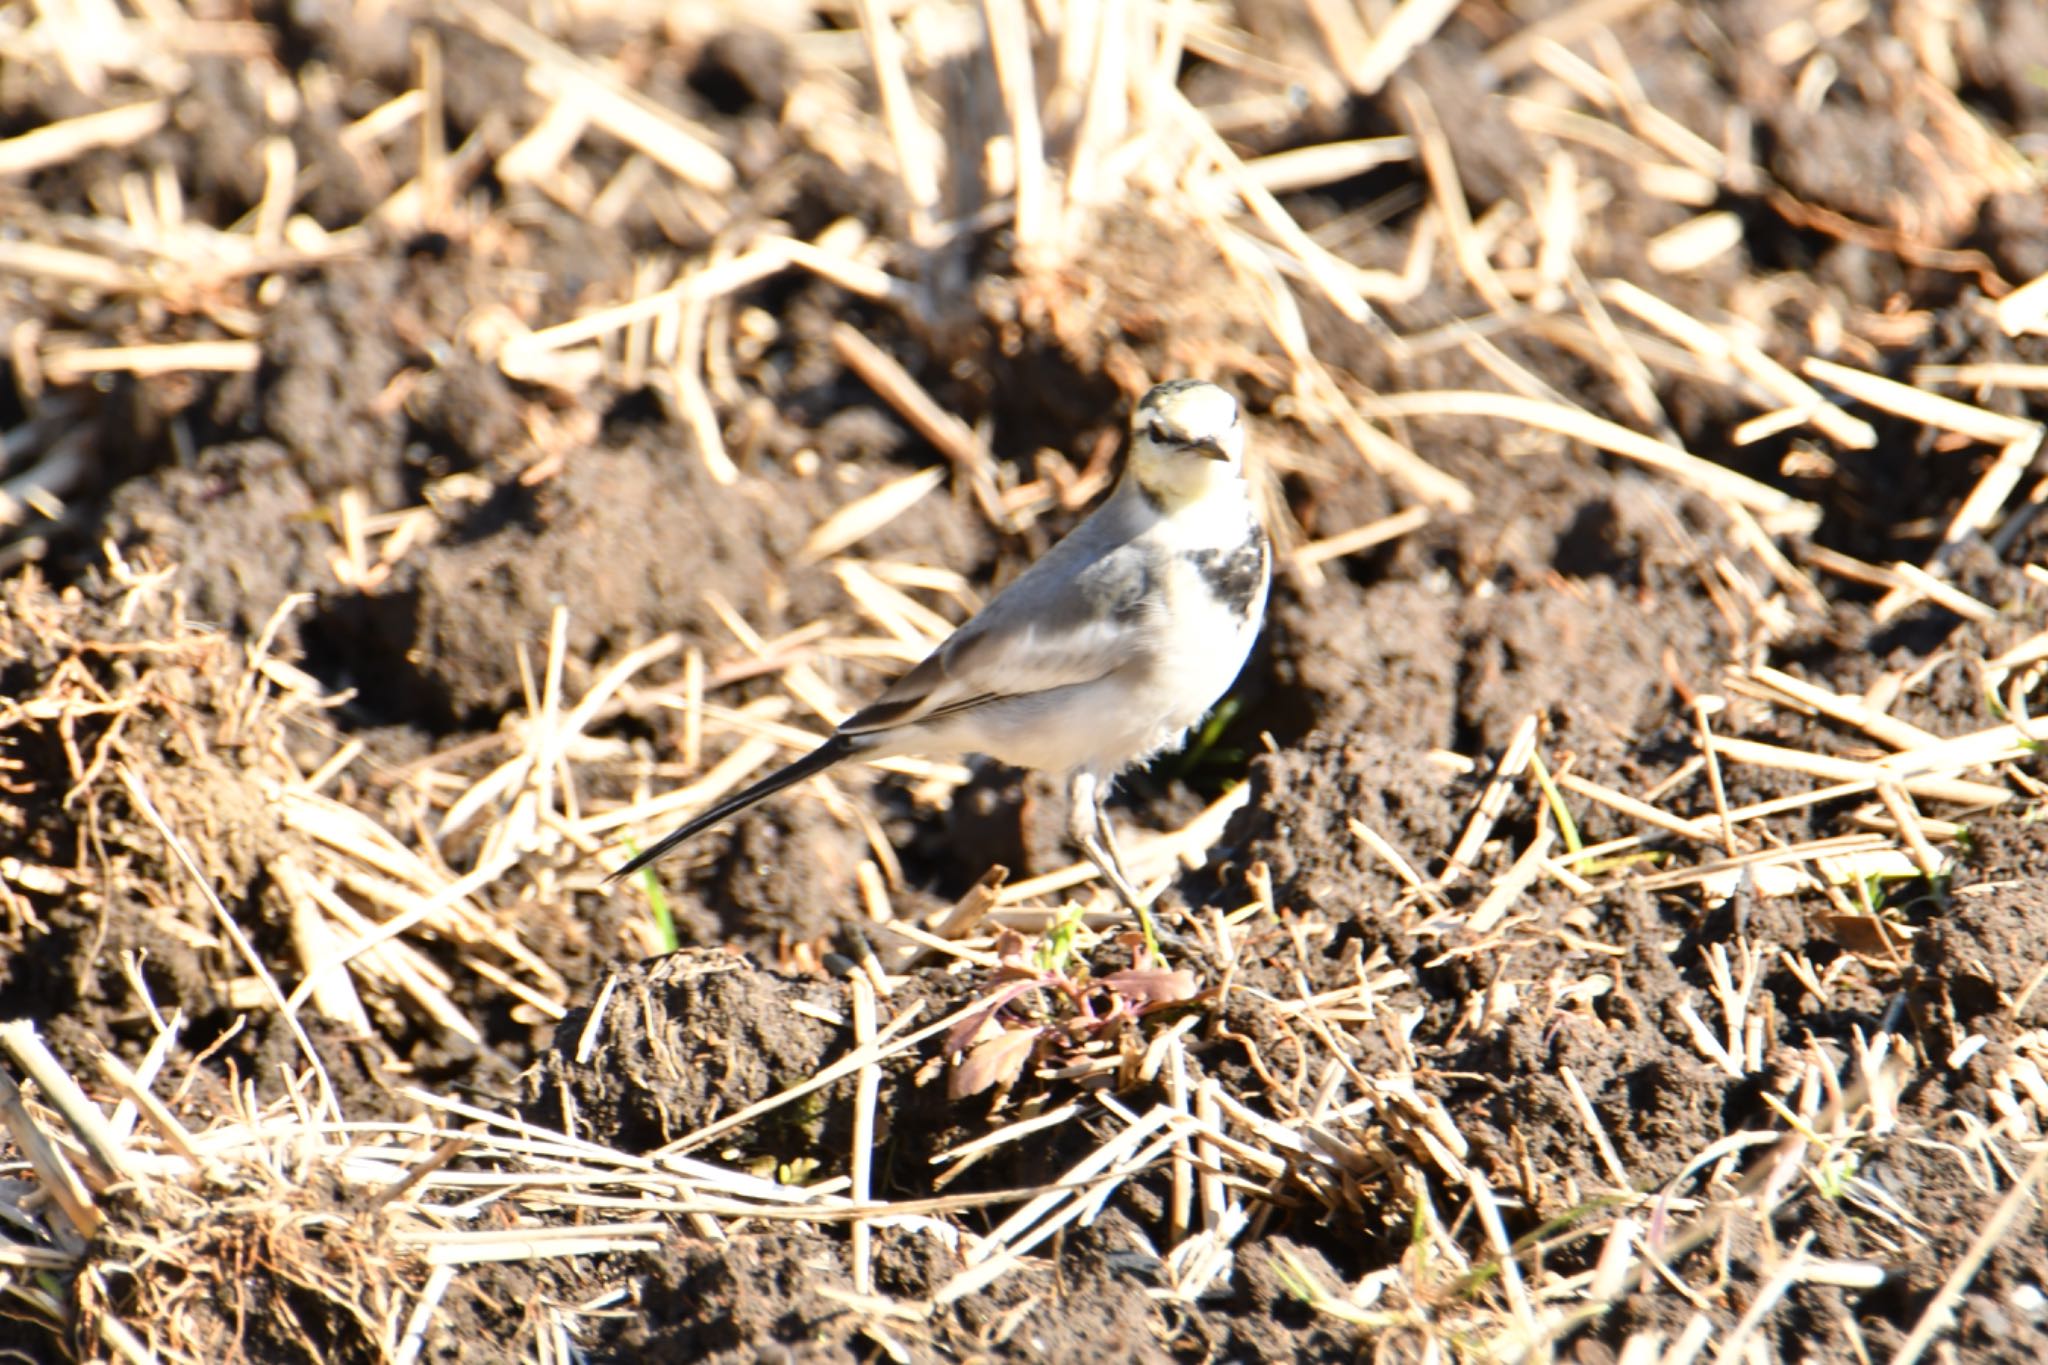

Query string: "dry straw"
[1, 0, 2043, 1358]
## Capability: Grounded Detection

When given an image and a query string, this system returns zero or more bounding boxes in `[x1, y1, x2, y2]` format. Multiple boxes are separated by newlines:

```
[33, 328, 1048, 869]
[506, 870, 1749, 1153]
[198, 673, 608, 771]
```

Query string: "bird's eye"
[1147, 416, 1170, 443]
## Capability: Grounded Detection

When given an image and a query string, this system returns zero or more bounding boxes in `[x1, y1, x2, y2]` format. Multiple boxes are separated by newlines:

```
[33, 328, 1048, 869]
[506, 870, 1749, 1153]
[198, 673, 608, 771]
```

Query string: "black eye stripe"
[1141, 410, 1237, 452]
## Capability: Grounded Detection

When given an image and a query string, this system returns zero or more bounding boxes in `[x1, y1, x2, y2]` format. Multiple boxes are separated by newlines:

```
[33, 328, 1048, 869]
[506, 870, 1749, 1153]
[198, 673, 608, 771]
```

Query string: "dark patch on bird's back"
[1183, 535, 1268, 615]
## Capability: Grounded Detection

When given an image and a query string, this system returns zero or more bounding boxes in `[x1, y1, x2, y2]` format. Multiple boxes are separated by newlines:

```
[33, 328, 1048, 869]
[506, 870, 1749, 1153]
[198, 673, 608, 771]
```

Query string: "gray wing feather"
[840, 512, 1156, 736]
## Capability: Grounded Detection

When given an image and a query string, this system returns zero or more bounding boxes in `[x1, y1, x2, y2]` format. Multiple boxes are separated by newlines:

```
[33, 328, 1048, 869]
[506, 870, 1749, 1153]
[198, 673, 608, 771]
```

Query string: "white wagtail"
[609, 379, 1271, 951]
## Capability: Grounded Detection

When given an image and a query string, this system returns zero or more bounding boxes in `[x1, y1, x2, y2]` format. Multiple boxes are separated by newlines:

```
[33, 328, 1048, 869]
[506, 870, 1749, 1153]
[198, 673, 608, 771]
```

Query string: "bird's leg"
[1068, 770, 1161, 962]
[1092, 796, 1138, 901]
[1095, 796, 1169, 964]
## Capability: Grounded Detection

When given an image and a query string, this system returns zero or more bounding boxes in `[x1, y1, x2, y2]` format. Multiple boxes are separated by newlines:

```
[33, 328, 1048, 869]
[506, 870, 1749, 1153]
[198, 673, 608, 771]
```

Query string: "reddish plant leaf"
[949, 1025, 1039, 1100]
[1101, 968, 1199, 1007]
[944, 979, 1045, 1055]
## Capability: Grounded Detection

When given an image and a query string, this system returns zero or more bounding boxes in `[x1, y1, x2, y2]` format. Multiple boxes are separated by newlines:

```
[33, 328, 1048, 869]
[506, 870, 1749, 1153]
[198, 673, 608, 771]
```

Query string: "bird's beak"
[1190, 437, 1230, 461]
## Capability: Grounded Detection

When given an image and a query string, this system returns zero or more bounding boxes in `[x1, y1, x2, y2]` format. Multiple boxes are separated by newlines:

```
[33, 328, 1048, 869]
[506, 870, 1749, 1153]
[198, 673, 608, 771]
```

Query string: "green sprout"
[1158, 695, 1247, 789]
[622, 843, 680, 954]
[1527, 750, 1583, 855]
[1578, 849, 1669, 877]
[1034, 902, 1087, 974]
[1815, 1149, 1860, 1200]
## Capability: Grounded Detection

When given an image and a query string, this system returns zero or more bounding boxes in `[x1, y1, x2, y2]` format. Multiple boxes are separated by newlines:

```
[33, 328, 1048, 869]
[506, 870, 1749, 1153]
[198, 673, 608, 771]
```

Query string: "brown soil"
[3, 1, 2048, 1362]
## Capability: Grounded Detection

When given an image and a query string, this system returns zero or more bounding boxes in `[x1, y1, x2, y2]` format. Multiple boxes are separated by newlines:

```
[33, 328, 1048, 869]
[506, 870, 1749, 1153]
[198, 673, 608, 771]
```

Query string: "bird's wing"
[840, 532, 1157, 736]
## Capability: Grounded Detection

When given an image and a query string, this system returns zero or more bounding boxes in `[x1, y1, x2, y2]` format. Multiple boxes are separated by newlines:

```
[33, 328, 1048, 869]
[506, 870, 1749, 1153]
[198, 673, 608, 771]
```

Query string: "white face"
[1132, 380, 1245, 473]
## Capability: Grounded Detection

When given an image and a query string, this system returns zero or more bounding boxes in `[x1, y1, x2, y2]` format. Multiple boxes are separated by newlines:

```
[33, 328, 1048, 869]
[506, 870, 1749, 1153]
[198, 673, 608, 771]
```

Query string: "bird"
[608, 378, 1271, 954]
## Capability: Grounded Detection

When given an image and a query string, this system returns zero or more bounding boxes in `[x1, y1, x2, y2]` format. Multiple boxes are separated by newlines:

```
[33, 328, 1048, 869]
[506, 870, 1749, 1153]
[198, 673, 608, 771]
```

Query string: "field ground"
[3, 0, 2048, 1359]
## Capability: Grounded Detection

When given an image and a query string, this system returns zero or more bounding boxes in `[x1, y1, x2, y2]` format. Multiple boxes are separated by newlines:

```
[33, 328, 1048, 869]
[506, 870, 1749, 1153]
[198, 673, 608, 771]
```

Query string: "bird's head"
[1124, 379, 1246, 509]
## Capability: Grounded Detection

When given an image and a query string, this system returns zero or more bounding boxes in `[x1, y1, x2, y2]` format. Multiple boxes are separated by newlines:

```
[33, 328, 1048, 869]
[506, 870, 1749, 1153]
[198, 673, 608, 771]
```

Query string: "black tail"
[606, 733, 857, 883]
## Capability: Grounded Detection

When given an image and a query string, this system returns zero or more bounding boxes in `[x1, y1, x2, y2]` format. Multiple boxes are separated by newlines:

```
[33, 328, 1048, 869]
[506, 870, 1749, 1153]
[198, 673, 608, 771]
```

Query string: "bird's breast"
[1139, 525, 1267, 737]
